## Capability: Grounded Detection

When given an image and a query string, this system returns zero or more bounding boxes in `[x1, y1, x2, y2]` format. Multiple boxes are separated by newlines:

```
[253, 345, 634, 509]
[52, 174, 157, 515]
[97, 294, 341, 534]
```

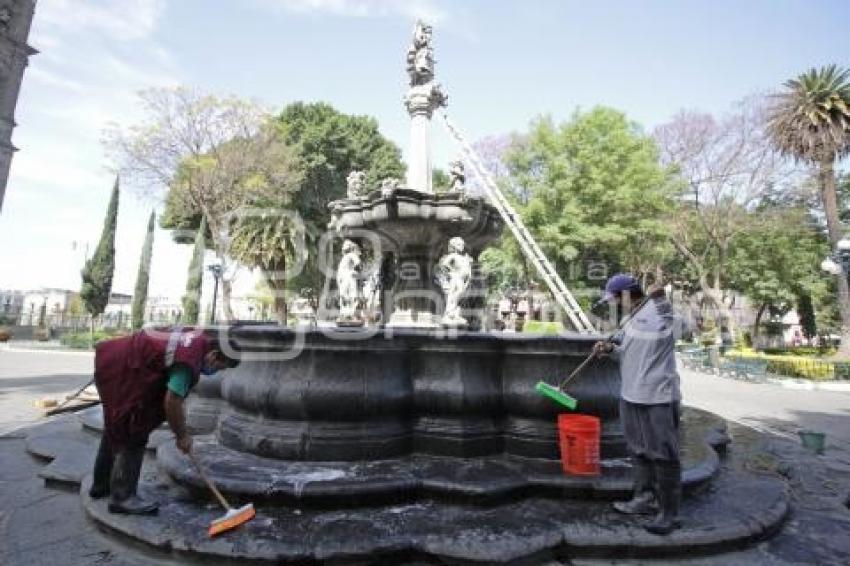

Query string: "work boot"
[108, 447, 158, 515]
[613, 490, 657, 515]
[108, 495, 159, 515]
[645, 461, 682, 535]
[613, 456, 657, 515]
[89, 436, 113, 499]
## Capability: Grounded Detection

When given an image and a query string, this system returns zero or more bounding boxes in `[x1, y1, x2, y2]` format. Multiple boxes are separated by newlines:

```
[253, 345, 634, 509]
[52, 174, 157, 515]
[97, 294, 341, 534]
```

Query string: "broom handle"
[188, 450, 232, 511]
[558, 293, 658, 390]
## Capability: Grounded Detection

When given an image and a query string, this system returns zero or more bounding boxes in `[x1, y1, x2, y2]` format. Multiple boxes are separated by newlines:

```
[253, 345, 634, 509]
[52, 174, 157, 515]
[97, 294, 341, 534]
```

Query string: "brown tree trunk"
[267, 256, 287, 326]
[220, 278, 235, 322]
[819, 155, 850, 358]
[752, 303, 767, 349]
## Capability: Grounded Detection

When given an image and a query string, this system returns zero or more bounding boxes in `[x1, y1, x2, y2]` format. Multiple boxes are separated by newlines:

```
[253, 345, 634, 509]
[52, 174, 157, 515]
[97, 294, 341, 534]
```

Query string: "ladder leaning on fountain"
[439, 111, 597, 334]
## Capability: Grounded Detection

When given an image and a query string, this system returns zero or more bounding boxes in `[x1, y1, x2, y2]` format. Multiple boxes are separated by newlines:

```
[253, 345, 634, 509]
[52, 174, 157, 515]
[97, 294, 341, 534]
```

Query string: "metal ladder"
[439, 111, 596, 334]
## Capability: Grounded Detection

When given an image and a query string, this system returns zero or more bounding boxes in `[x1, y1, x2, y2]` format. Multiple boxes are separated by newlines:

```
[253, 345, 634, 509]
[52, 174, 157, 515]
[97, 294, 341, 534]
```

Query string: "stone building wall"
[0, 0, 36, 212]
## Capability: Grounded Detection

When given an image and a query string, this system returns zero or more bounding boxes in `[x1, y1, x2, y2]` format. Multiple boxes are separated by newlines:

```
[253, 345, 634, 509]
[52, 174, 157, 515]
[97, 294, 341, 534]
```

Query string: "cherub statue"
[435, 237, 473, 327]
[346, 170, 366, 199]
[380, 177, 400, 198]
[449, 160, 466, 193]
[336, 239, 364, 326]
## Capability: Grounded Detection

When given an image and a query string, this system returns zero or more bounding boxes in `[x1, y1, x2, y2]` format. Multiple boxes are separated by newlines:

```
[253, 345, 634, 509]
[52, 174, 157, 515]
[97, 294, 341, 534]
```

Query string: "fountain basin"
[206, 326, 625, 464]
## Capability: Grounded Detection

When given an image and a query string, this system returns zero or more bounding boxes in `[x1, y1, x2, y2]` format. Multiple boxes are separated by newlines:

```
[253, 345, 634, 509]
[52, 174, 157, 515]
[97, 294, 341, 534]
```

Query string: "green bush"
[699, 332, 717, 347]
[60, 329, 126, 350]
[522, 320, 565, 335]
[729, 351, 839, 381]
[759, 347, 835, 357]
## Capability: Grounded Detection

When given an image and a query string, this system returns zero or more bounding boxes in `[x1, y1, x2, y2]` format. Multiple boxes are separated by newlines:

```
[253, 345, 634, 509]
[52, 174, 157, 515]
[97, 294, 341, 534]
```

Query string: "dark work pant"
[620, 400, 682, 502]
[91, 434, 114, 491]
[91, 434, 148, 502]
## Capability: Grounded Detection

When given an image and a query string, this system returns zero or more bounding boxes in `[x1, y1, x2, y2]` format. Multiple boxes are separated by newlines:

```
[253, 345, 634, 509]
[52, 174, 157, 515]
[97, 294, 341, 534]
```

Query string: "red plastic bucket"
[558, 414, 600, 476]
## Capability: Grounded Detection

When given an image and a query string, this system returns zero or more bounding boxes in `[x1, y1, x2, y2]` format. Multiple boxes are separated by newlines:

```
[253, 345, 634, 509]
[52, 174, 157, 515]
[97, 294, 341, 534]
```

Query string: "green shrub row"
[522, 320, 565, 335]
[60, 329, 127, 350]
[729, 351, 849, 381]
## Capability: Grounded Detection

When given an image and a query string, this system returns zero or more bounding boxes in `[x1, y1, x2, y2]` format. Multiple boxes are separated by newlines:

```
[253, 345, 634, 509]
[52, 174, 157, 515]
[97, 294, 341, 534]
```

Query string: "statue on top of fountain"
[346, 170, 367, 200]
[406, 21, 435, 86]
[404, 20, 447, 114]
[436, 236, 473, 327]
[449, 160, 466, 195]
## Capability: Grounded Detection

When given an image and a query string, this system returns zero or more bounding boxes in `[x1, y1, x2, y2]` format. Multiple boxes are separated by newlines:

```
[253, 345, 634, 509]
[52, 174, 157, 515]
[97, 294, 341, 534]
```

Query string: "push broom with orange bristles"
[188, 450, 255, 537]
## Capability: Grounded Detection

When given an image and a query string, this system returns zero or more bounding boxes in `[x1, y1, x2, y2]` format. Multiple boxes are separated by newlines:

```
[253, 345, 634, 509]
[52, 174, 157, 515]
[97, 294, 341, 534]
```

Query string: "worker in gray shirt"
[594, 274, 683, 535]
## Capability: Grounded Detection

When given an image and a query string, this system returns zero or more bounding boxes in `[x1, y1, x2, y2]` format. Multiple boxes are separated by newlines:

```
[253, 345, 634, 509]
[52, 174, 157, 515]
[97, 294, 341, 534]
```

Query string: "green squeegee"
[535, 381, 578, 410]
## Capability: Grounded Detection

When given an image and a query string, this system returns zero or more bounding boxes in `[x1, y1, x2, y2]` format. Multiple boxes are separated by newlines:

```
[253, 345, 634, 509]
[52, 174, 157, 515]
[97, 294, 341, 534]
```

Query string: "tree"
[182, 217, 206, 325]
[432, 167, 449, 191]
[495, 108, 678, 311]
[130, 211, 155, 330]
[654, 99, 798, 335]
[81, 178, 119, 334]
[228, 204, 305, 324]
[767, 65, 850, 355]
[726, 206, 827, 346]
[107, 87, 299, 321]
[797, 293, 818, 341]
[275, 102, 405, 295]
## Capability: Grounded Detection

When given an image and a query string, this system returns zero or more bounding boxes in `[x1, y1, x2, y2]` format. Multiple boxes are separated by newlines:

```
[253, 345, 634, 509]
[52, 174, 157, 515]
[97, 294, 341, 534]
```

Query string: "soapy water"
[267, 469, 348, 498]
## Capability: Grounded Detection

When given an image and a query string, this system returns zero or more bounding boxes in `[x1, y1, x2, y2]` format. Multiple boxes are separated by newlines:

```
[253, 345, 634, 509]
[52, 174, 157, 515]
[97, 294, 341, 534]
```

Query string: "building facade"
[0, 0, 36, 212]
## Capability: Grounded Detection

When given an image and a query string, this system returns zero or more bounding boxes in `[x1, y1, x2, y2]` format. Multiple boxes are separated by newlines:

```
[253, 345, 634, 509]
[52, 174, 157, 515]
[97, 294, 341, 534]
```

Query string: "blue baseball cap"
[597, 273, 642, 305]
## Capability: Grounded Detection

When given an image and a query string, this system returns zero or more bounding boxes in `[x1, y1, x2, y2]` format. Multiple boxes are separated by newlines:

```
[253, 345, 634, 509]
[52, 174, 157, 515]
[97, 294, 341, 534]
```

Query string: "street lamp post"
[821, 236, 850, 277]
[207, 264, 223, 324]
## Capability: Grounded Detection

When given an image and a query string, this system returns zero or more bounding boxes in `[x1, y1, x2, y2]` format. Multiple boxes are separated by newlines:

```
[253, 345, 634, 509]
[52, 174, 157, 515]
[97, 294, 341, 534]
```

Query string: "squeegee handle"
[558, 350, 598, 390]
[188, 450, 232, 511]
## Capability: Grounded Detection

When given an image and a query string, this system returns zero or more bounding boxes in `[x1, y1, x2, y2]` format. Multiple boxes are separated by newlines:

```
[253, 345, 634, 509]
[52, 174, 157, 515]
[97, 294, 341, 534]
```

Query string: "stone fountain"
[76, 21, 791, 564]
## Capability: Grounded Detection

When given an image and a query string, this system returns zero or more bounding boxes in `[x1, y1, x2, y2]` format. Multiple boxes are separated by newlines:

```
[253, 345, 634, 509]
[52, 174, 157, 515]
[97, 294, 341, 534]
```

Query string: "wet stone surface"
[81, 464, 788, 563]
[77, 407, 791, 562]
[13, 405, 850, 564]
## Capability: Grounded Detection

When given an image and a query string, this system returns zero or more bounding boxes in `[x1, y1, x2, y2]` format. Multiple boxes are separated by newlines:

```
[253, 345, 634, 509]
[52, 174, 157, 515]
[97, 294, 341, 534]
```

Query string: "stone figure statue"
[0, 5, 12, 30]
[403, 20, 448, 117]
[435, 237, 473, 327]
[361, 257, 384, 324]
[336, 239, 364, 326]
[406, 21, 434, 86]
[449, 160, 465, 193]
[346, 170, 366, 199]
[380, 177, 400, 198]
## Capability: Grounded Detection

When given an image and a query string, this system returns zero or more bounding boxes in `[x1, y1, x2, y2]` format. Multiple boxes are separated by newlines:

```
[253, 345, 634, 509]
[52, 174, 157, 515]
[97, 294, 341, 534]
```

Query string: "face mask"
[200, 364, 216, 376]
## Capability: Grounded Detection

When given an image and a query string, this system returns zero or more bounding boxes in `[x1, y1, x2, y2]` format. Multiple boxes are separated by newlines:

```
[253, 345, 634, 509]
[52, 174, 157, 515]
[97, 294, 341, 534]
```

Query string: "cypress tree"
[182, 216, 206, 324]
[80, 177, 119, 333]
[797, 293, 817, 340]
[131, 211, 156, 329]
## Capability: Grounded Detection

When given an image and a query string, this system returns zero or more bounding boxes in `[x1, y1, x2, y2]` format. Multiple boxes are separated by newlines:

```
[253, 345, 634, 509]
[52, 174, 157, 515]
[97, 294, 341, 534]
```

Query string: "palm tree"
[228, 205, 305, 324]
[768, 65, 850, 354]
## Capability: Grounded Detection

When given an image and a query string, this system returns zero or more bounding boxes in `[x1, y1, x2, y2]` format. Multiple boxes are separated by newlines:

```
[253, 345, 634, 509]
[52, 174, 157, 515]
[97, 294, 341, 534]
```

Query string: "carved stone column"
[404, 85, 437, 194]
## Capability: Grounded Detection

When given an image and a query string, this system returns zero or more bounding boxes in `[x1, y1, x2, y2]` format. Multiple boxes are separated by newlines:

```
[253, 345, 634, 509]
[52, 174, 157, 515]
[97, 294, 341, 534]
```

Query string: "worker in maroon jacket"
[88, 327, 238, 515]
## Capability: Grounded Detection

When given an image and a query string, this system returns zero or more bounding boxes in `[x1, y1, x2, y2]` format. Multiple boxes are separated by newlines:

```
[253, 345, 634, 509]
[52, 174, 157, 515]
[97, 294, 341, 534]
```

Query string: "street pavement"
[0, 346, 93, 434]
[679, 364, 850, 457]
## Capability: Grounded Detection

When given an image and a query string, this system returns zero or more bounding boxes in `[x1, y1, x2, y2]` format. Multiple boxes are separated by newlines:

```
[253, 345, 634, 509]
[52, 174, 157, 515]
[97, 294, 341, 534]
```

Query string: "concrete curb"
[764, 377, 850, 392]
[0, 344, 94, 357]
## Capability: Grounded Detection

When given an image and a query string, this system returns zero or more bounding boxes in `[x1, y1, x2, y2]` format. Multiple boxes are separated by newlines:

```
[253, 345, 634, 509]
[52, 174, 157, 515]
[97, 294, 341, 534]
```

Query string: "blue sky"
[0, 0, 847, 300]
